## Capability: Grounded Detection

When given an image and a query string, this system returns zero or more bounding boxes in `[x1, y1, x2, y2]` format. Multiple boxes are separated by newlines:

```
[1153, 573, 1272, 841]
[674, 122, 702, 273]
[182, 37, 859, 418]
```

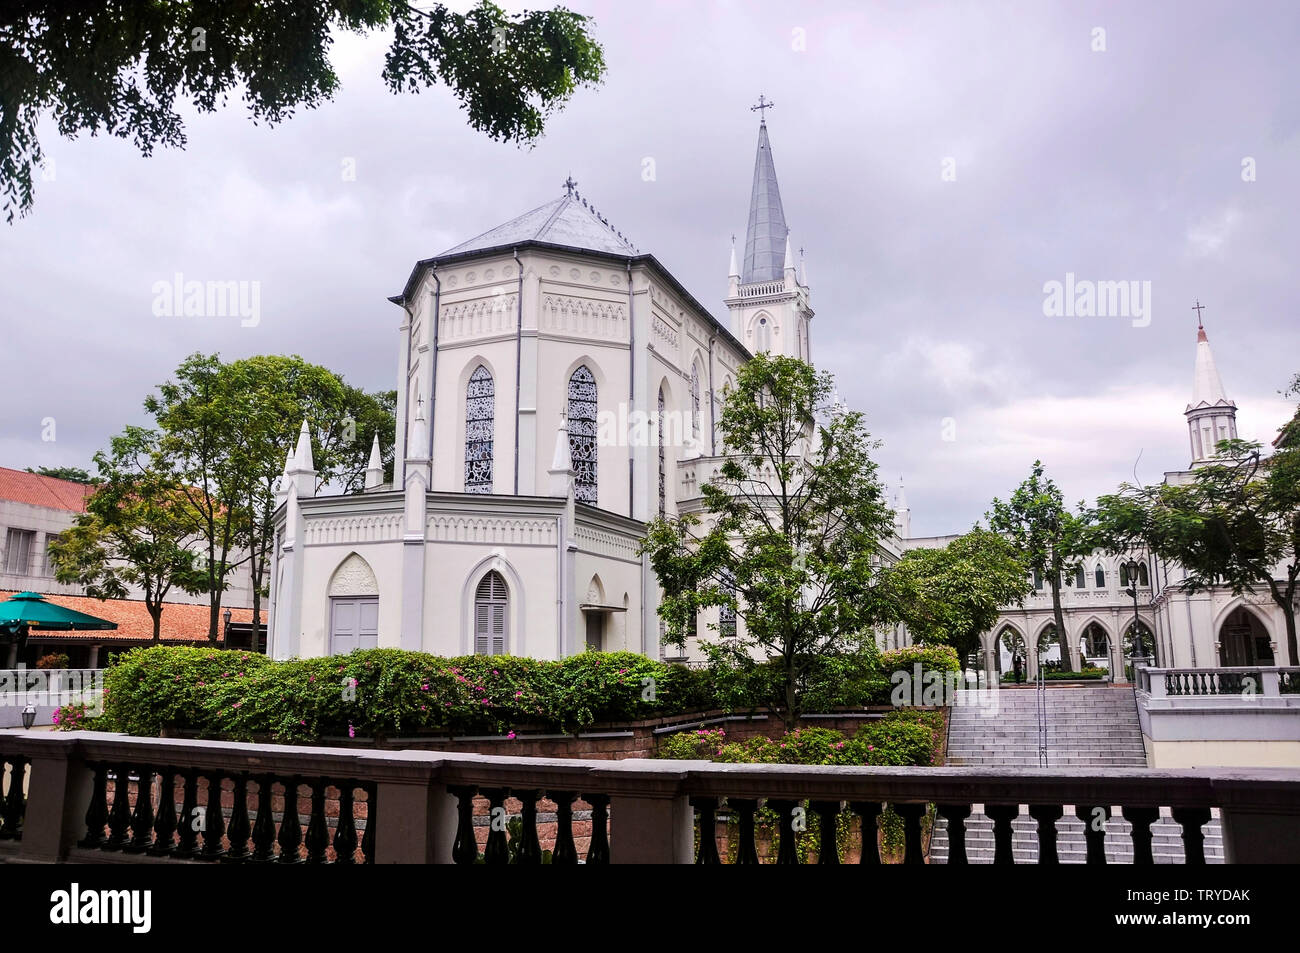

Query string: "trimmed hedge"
[93, 643, 964, 743]
[98, 646, 713, 742]
[658, 712, 945, 768]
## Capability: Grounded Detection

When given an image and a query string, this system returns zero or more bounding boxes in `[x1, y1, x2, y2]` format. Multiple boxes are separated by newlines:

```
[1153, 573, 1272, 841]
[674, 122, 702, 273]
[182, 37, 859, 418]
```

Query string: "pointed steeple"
[741, 120, 790, 284]
[1184, 306, 1238, 464]
[548, 410, 576, 498]
[364, 433, 384, 490]
[728, 236, 740, 279]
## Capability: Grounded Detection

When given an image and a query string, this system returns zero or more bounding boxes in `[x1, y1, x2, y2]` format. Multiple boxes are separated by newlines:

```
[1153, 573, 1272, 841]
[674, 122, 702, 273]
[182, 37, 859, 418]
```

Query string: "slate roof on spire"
[741, 122, 790, 284]
[439, 191, 639, 259]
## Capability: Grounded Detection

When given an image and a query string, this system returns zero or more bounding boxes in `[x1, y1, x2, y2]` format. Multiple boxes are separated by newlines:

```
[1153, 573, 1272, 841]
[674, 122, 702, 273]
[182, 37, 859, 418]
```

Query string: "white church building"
[267, 118, 838, 663]
[267, 114, 1293, 680]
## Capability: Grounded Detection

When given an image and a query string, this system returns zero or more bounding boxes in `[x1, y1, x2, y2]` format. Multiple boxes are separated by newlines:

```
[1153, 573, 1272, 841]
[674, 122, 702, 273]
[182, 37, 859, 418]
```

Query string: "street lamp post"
[1125, 559, 1143, 682]
[223, 608, 233, 648]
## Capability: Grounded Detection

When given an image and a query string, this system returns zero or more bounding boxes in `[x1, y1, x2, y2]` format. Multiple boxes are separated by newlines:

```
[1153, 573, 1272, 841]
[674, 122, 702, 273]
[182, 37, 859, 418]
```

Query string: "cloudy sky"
[2, 0, 1297, 536]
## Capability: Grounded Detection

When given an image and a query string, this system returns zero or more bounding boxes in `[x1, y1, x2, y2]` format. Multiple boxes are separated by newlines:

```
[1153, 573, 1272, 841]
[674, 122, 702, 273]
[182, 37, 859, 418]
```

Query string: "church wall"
[296, 538, 404, 658]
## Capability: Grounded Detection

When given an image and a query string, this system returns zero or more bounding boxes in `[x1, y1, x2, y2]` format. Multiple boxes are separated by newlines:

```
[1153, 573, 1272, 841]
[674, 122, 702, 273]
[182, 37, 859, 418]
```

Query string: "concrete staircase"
[930, 686, 1223, 863]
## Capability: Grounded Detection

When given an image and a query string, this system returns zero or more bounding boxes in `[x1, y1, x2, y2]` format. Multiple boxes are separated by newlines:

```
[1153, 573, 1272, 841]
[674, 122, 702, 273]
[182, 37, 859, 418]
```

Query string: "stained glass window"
[719, 570, 737, 638]
[658, 386, 666, 516]
[464, 365, 494, 493]
[690, 364, 701, 441]
[568, 365, 598, 503]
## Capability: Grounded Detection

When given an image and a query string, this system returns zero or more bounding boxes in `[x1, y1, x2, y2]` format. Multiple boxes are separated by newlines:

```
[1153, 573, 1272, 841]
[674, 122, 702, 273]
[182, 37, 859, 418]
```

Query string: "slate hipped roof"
[439, 192, 639, 258]
[741, 121, 790, 284]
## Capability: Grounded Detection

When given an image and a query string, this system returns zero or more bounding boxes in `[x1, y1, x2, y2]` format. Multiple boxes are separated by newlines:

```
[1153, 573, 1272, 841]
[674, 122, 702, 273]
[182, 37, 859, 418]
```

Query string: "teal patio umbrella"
[0, 592, 118, 649]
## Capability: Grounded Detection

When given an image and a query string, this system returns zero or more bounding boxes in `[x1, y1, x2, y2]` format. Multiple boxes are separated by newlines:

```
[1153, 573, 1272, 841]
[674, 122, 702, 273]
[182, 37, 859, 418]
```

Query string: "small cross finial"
[1192, 299, 1206, 328]
[751, 94, 774, 121]
[563, 175, 578, 196]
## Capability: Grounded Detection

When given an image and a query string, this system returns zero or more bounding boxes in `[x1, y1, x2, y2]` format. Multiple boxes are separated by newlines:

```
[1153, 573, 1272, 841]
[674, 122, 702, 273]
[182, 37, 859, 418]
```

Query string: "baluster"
[104, 766, 132, 850]
[2, 757, 26, 841]
[277, 777, 304, 864]
[149, 769, 178, 856]
[811, 801, 842, 865]
[174, 770, 199, 857]
[449, 785, 479, 865]
[1171, 807, 1211, 865]
[80, 763, 108, 848]
[691, 797, 722, 864]
[1074, 805, 1111, 864]
[225, 774, 251, 861]
[200, 772, 227, 859]
[936, 804, 972, 865]
[125, 766, 154, 853]
[303, 779, 329, 864]
[250, 776, 276, 862]
[332, 782, 358, 865]
[360, 783, 376, 864]
[586, 793, 610, 865]
[550, 791, 578, 865]
[850, 801, 883, 865]
[514, 790, 542, 865]
[985, 804, 1019, 865]
[1028, 804, 1063, 864]
[1122, 806, 1159, 865]
[894, 803, 927, 865]
[768, 799, 799, 865]
[730, 798, 760, 865]
[482, 788, 510, 865]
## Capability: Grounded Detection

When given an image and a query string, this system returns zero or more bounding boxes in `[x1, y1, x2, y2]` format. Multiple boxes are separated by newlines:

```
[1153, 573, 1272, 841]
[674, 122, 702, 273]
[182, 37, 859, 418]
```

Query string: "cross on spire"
[750, 94, 774, 121]
[563, 175, 578, 196]
[1192, 299, 1206, 328]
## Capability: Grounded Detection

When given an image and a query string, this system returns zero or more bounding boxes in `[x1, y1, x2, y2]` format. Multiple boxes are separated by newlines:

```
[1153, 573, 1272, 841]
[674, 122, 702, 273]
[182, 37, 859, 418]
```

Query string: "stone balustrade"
[0, 730, 1297, 863]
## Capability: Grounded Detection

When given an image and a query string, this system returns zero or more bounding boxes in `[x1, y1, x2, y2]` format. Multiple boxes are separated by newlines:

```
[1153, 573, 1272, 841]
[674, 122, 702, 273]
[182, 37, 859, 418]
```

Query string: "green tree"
[1093, 437, 1300, 666]
[987, 461, 1093, 671]
[641, 354, 897, 729]
[882, 527, 1031, 682]
[1, 0, 606, 220]
[25, 465, 92, 483]
[48, 427, 206, 642]
[146, 353, 249, 642]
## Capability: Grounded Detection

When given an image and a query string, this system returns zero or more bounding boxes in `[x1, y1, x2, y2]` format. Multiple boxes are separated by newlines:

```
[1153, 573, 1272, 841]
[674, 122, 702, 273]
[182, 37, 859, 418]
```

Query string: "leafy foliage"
[642, 355, 897, 727]
[25, 466, 92, 483]
[0, 1, 605, 220]
[881, 527, 1030, 665]
[988, 461, 1094, 670]
[1092, 437, 1300, 665]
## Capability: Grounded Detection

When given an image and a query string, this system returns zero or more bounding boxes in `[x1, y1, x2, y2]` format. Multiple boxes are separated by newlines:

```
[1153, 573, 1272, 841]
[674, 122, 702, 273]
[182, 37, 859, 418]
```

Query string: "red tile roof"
[0, 591, 263, 644]
[0, 467, 95, 512]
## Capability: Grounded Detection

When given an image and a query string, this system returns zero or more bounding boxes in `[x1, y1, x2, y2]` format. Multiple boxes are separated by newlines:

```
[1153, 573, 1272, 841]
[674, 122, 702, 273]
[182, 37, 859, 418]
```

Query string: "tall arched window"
[1119, 564, 1129, 587]
[1094, 564, 1105, 588]
[690, 363, 701, 441]
[657, 386, 666, 516]
[474, 571, 508, 655]
[567, 365, 598, 504]
[464, 365, 494, 493]
[1138, 563, 1149, 586]
[755, 316, 771, 352]
[719, 570, 737, 639]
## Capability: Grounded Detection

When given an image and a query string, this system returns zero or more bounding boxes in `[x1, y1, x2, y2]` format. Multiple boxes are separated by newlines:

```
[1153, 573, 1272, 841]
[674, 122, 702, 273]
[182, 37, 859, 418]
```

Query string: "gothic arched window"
[755, 316, 771, 352]
[1119, 564, 1129, 587]
[464, 365, 494, 493]
[567, 365, 598, 504]
[1074, 566, 1085, 589]
[474, 570, 508, 655]
[1095, 564, 1105, 588]
[657, 386, 666, 516]
[719, 570, 737, 639]
[690, 363, 701, 441]
[1138, 563, 1149, 587]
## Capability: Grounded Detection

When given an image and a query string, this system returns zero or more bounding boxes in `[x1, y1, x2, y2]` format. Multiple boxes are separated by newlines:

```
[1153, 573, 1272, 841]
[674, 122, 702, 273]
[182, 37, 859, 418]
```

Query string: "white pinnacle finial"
[783, 233, 795, 272]
[728, 236, 739, 279]
[364, 433, 383, 489]
[294, 419, 314, 472]
[551, 409, 571, 472]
